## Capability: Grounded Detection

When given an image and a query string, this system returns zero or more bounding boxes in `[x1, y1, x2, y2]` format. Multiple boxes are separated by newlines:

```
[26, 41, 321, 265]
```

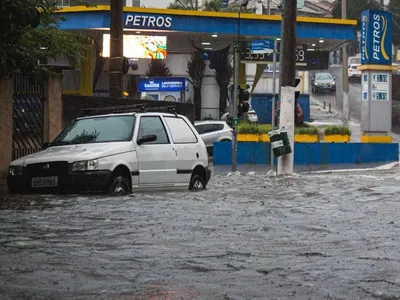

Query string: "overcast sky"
[141, 0, 173, 8]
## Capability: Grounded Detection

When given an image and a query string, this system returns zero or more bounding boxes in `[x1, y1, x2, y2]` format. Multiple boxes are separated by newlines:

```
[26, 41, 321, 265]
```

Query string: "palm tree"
[187, 51, 206, 120]
[145, 59, 172, 77]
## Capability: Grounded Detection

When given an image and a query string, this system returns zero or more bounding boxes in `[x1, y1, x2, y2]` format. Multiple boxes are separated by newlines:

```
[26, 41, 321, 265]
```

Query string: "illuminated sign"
[102, 34, 167, 59]
[125, 14, 172, 29]
[360, 10, 392, 65]
[139, 77, 189, 92]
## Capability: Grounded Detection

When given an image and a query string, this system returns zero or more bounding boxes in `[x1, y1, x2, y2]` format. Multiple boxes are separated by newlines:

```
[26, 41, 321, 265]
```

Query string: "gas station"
[56, 5, 358, 121]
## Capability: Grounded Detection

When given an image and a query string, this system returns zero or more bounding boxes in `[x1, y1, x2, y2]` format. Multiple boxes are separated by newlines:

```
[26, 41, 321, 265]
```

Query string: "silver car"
[194, 120, 232, 156]
[312, 72, 336, 93]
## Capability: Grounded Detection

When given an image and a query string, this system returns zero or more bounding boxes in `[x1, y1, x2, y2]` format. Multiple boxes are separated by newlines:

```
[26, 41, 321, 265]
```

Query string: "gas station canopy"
[57, 5, 357, 50]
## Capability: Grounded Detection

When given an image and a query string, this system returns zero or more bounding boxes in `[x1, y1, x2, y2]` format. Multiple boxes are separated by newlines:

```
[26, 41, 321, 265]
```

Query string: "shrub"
[295, 126, 319, 135]
[237, 123, 271, 134]
[324, 125, 351, 136]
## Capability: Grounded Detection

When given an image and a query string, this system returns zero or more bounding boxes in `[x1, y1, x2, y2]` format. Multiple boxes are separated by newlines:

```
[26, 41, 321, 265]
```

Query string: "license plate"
[31, 176, 58, 188]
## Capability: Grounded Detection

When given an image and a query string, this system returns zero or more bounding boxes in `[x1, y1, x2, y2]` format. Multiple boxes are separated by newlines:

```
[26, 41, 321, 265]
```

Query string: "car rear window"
[164, 117, 197, 144]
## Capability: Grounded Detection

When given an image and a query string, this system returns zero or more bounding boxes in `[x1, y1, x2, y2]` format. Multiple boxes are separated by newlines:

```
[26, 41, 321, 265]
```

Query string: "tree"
[0, 0, 91, 82]
[145, 59, 172, 77]
[168, 0, 253, 12]
[167, 0, 198, 10]
[332, 0, 400, 45]
[187, 51, 206, 120]
[201, 46, 232, 117]
[388, 0, 400, 45]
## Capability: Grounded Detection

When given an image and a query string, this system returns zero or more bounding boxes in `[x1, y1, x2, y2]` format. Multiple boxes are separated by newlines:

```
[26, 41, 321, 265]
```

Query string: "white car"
[348, 64, 361, 80]
[221, 103, 258, 123]
[7, 108, 211, 194]
[194, 120, 232, 155]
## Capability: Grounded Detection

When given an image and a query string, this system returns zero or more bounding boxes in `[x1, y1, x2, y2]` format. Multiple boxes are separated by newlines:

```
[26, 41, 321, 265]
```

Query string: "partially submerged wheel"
[109, 175, 130, 195]
[189, 174, 206, 191]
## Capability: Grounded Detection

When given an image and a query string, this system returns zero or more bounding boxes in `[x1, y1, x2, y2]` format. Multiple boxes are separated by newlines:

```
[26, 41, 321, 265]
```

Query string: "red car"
[274, 102, 304, 126]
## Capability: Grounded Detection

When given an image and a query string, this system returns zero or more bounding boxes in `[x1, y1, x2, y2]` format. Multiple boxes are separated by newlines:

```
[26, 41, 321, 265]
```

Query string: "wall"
[251, 94, 311, 124]
[213, 142, 400, 166]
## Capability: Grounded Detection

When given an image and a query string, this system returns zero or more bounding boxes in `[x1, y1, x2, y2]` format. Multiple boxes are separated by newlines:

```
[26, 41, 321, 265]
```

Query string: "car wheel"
[109, 175, 131, 195]
[189, 174, 206, 191]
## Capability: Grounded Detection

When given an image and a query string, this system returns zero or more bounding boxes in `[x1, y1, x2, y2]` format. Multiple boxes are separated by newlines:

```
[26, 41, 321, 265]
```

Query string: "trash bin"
[268, 128, 292, 157]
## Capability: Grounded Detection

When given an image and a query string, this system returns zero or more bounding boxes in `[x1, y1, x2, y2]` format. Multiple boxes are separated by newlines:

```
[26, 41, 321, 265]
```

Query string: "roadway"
[310, 65, 362, 122]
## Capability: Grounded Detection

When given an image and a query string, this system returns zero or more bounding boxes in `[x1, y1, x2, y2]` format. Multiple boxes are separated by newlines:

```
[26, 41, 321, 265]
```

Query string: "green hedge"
[324, 125, 351, 136]
[295, 126, 319, 135]
[237, 123, 272, 134]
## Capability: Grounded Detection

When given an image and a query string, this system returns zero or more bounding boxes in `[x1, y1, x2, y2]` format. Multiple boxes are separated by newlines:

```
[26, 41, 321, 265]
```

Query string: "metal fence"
[12, 75, 45, 160]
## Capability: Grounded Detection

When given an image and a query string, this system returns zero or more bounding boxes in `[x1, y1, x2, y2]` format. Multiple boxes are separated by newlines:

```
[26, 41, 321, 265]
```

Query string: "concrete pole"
[232, 45, 239, 172]
[232, 7, 242, 172]
[109, 0, 124, 98]
[277, 0, 297, 176]
[342, 0, 350, 121]
[267, 0, 271, 14]
[270, 39, 278, 173]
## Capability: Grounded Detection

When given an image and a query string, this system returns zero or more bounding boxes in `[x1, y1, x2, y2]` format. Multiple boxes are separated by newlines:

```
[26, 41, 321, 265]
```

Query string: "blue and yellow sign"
[360, 10, 392, 65]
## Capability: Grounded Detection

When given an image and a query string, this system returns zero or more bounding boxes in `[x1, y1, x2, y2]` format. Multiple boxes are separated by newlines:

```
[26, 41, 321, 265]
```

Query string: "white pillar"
[277, 86, 295, 175]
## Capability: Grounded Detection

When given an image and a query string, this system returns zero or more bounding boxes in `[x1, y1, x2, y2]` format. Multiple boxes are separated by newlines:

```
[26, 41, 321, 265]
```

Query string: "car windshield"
[316, 73, 333, 80]
[52, 115, 135, 146]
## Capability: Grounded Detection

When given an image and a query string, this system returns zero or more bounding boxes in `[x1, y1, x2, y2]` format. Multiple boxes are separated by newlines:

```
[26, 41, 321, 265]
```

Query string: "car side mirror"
[333, 77, 337, 80]
[311, 79, 314, 82]
[137, 134, 157, 145]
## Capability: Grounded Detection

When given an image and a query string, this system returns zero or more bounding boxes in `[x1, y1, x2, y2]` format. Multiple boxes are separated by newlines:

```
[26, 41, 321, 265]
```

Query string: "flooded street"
[2, 171, 400, 299]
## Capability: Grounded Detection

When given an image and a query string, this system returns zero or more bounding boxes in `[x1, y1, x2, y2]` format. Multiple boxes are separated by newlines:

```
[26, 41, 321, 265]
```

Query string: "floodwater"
[1, 170, 400, 299]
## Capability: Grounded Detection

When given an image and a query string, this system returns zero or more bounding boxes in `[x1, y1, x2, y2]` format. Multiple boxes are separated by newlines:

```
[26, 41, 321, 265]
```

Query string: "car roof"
[315, 72, 332, 76]
[76, 112, 181, 121]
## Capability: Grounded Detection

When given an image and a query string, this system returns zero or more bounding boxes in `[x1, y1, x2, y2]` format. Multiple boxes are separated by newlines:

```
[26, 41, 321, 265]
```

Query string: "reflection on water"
[1, 170, 400, 299]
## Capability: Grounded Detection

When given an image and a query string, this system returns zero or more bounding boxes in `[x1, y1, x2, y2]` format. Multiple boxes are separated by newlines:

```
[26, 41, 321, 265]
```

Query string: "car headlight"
[332, 82, 336, 85]
[314, 82, 318, 85]
[72, 159, 99, 172]
[9, 166, 24, 176]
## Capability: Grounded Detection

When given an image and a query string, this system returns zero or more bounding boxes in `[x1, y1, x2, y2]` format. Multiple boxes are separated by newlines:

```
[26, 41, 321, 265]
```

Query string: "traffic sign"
[250, 39, 274, 54]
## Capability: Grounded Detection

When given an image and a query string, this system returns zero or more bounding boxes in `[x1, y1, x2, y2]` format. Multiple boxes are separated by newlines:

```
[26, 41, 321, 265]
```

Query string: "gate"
[12, 75, 44, 160]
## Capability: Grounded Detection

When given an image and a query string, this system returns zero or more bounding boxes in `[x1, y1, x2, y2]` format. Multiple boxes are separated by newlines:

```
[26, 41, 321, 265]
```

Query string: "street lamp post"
[232, 0, 248, 172]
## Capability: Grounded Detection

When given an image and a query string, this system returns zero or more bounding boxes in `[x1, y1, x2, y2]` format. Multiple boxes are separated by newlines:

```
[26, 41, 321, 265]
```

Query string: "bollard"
[328, 103, 332, 113]
[323, 101, 326, 110]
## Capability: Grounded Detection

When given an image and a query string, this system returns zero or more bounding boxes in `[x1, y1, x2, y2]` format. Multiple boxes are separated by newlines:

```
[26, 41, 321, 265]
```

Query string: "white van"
[348, 64, 361, 80]
[7, 107, 211, 195]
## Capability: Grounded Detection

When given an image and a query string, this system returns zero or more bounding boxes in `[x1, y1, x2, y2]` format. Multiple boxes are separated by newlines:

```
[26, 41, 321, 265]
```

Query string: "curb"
[303, 162, 400, 174]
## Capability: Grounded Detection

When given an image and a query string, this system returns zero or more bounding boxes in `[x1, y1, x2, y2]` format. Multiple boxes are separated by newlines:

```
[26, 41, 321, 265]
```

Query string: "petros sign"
[125, 14, 172, 29]
[360, 10, 392, 65]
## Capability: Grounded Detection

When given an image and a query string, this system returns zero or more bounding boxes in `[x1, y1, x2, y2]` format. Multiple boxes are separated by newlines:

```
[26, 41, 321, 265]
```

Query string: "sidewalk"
[307, 99, 400, 143]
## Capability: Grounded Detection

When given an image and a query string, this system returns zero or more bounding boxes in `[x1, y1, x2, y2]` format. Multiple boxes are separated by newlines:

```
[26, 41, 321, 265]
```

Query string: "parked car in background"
[194, 120, 232, 156]
[221, 103, 258, 123]
[311, 72, 336, 93]
[348, 64, 361, 81]
[8, 110, 211, 194]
